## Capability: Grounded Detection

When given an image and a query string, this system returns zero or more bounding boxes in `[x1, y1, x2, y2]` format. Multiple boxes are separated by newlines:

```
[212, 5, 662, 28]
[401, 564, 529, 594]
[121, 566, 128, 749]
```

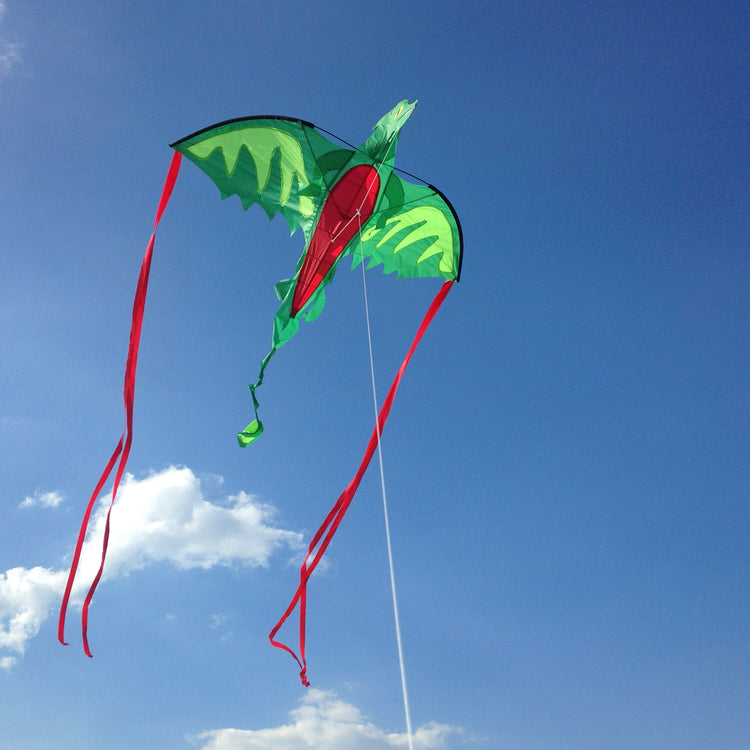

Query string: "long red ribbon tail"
[58, 152, 182, 654]
[269, 279, 454, 686]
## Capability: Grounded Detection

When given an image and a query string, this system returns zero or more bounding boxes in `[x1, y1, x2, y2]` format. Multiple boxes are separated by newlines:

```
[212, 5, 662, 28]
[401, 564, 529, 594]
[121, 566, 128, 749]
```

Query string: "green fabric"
[352, 176, 460, 279]
[171, 102, 462, 444]
[238, 418, 264, 447]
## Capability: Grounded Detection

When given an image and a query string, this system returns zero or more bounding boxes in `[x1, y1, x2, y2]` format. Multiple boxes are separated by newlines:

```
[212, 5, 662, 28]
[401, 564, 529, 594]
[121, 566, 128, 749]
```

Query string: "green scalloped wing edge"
[171, 118, 353, 242]
[352, 175, 462, 281]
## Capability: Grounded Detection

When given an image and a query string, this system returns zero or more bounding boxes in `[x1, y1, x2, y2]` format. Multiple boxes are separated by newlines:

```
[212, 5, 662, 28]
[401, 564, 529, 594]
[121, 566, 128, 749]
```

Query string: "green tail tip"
[238, 419, 264, 447]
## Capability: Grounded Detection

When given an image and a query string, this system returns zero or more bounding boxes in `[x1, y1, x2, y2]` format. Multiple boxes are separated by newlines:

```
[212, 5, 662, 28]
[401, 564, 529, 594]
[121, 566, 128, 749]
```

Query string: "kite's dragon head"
[364, 100, 417, 163]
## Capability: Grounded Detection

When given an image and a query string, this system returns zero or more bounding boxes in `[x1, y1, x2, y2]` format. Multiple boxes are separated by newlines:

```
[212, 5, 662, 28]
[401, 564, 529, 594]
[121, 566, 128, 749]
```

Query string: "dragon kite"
[59, 100, 463, 686]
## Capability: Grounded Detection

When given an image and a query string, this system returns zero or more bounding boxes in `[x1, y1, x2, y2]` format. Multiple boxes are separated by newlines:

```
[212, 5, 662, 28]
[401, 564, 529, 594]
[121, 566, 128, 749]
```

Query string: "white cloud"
[0, 655, 17, 672]
[190, 689, 461, 750]
[0, 1, 21, 80]
[0, 566, 67, 658]
[76, 466, 301, 581]
[0, 466, 301, 668]
[19, 490, 64, 509]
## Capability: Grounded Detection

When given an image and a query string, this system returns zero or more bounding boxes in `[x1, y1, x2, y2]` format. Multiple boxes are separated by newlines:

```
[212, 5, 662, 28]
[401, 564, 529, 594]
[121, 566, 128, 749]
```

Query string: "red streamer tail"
[269, 280, 454, 686]
[58, 152, 182, 653]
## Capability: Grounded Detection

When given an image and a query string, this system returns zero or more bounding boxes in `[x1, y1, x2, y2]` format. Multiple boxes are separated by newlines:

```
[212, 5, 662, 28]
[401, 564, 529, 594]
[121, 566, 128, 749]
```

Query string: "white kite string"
[356, 212, 415, 750]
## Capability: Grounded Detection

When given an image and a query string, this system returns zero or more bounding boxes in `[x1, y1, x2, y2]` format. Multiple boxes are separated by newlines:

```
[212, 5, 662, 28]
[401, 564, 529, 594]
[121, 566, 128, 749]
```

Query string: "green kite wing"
[171, 117, 354, 241]
[353, 174, 462, 281]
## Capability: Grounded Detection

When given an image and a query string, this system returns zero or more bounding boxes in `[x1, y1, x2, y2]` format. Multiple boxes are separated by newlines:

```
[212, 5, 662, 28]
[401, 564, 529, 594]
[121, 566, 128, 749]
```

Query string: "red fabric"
[58, 151, 182, 653]
[270, 280, 454, 686]
[291, 165, 380, 316]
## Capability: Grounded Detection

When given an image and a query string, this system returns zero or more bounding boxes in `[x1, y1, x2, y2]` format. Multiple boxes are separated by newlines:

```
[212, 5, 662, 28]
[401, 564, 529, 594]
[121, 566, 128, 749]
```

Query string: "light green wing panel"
[353, 174, 463, 281]
[171, 117, 353, 241]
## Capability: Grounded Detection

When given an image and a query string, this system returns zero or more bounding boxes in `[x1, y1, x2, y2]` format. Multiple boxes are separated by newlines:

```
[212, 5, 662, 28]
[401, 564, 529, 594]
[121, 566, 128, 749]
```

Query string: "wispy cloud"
[19, 490, 64, 509]
[0, 466, 301, 668]
[189, 689, 462, 749]
[0, 656, 16, 672]
[0, 1, 21, 81]
[0, 40, 20, 77]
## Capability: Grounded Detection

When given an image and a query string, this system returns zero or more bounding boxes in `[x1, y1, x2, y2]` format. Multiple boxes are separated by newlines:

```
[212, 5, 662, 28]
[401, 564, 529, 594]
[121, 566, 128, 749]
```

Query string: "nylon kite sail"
[59, 100, 463, 685]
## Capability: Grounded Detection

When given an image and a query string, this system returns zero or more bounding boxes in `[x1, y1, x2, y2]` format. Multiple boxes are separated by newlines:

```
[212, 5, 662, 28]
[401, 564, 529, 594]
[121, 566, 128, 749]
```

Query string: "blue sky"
[1, 1, 748, 748]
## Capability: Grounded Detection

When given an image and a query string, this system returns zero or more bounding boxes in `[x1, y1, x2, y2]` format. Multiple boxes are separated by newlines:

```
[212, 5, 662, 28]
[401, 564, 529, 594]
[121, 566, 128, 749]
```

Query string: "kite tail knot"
[299, 669, 310, 688]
